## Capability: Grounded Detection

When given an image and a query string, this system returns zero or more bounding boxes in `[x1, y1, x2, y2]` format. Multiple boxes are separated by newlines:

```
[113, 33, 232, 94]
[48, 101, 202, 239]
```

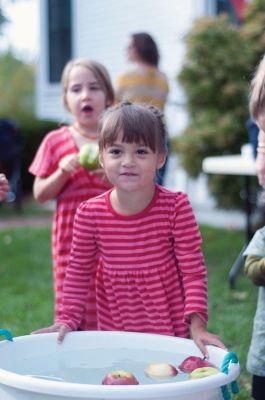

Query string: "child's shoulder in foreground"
[155, 186, 194, 213]
[156, 185, 190, 200]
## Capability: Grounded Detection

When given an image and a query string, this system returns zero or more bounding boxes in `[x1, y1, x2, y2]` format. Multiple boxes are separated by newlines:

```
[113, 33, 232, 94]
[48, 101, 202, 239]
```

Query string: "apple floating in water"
[178, 356, 215, 373]
[102, 370, 139, 385]
[145, 363, 178, 379]
[78, 143, 99, 170]
[190, 366, 219, 379]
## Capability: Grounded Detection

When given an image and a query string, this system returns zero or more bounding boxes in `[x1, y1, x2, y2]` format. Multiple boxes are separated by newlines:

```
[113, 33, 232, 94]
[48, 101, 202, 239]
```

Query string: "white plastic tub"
[0, 331, 240, 400]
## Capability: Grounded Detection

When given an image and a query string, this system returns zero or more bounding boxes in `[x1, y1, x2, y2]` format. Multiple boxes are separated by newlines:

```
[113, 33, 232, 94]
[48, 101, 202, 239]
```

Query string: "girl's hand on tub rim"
[31, 323, 71, 343]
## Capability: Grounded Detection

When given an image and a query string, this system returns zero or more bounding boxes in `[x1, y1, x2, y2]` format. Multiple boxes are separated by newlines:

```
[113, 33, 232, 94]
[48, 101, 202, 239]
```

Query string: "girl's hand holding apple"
[58, 154, 80, 174]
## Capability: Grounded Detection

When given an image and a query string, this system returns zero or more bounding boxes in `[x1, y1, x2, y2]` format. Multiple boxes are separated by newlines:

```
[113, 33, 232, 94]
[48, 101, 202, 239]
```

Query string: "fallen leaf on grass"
[231, 291, 248, 300]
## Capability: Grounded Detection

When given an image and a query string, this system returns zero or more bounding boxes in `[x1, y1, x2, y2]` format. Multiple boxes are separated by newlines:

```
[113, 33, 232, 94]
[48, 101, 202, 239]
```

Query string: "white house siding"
[36, 0, 212, 134]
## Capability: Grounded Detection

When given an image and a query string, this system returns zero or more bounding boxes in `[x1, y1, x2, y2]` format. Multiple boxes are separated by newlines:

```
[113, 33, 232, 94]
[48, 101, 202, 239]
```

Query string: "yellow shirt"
[115, 66, 169, 110]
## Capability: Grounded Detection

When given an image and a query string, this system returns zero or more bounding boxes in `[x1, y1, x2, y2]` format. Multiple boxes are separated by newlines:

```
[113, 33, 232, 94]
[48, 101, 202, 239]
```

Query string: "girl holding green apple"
[29, 58, 114, 329]
[33, 102, 226, 358]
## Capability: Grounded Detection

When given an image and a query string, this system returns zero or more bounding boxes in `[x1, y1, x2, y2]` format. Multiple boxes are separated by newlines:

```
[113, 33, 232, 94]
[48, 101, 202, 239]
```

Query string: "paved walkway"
[0, 197, 54, 229]
[0, 215, 53, 229]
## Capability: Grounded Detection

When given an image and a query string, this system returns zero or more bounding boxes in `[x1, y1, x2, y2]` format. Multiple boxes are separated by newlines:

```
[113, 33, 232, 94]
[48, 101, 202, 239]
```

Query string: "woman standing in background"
[115, 32, 169, 185]
[115, 32, 169, 110]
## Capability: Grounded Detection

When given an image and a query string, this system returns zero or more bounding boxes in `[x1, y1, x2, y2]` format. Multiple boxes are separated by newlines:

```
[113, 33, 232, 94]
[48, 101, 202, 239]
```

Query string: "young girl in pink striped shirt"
[29, 59, 114, 329]
[33, 102, 226, 357]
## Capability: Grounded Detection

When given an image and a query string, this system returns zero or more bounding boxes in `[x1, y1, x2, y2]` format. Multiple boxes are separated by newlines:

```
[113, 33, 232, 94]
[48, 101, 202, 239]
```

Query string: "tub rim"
[0, 331, 240, 399]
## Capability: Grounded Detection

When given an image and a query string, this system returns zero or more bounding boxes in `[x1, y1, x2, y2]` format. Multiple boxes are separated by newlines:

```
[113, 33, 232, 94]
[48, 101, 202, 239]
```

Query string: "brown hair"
[250, 54, 265, 130]
[131, 33, 159, 67]
[61, 58, 115, 111]
[98, 101, 168, 154]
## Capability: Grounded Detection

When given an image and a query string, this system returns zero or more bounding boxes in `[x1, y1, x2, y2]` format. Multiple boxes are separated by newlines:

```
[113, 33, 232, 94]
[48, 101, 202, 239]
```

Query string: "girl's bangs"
[99, 104, 160, 152]
[122, 115, 156, 150]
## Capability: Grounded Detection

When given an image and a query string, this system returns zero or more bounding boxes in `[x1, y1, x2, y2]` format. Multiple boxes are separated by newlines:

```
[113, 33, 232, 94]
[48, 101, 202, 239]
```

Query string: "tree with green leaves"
[174, 0, 265, 208]
[0, 50, 35, 120]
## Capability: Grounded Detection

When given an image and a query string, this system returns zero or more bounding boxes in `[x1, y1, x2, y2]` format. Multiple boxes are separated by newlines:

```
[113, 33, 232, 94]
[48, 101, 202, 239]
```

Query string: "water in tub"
[9, 347, 194, 385]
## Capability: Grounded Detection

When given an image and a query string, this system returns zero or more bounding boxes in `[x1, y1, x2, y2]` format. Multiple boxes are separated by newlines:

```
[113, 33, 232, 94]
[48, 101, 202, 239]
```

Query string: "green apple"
[78, 143, 99, 170]
[145, 362, 178, 379]
[190, 366, 219, 379]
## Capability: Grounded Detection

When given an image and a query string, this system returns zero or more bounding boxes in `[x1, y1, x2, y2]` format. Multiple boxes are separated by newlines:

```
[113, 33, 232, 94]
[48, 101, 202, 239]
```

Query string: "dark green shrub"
[19, 118, 59, 193]
[0, 51, 35, 119]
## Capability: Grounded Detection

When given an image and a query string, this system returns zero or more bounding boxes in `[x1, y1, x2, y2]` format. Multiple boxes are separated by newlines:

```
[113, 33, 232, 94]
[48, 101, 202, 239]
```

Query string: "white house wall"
[36, 0, 212, 136]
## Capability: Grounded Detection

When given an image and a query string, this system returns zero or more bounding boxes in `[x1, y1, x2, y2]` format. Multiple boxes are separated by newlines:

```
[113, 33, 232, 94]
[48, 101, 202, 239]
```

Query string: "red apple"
[145, 363, 178, 379]
[102, 370, 139, 385]
[178, 356, 214, 373]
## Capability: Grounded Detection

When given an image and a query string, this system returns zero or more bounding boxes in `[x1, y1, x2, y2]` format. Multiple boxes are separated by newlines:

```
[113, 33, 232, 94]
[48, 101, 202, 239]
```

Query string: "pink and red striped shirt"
[29, 126, 111, 327]
[58, 185, 208, 337]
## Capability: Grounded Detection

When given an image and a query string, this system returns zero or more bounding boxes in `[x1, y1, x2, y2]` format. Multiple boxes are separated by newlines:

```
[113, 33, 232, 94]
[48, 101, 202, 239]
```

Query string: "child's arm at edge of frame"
[244, 254, 265, 286]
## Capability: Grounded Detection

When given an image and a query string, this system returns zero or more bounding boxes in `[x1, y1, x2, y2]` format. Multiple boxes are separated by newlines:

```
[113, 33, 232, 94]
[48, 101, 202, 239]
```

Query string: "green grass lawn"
[201, 226, 257, 399]
[0, 223, 257, 399]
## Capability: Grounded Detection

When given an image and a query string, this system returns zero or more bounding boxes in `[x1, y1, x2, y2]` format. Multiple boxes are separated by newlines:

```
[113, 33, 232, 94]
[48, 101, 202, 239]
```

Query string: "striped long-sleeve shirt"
[29, 126, 111, 328]
[115, 66, 169, 110]
[58, 185, 208, 337]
